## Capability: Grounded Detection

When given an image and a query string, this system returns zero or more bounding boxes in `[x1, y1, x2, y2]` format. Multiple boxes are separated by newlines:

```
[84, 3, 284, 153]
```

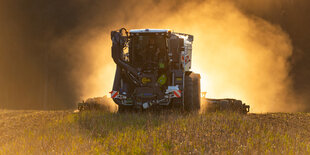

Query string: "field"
[0, 110, 309, 154]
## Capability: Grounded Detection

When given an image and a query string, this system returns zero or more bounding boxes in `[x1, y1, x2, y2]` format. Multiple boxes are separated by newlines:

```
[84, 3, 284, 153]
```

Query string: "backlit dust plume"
[82, 0, 303, 113]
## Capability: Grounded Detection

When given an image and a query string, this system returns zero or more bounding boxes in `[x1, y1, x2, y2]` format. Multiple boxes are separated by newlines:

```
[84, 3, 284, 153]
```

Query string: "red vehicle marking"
[111, 91, 118, 98]
[174, 90, 181, 98]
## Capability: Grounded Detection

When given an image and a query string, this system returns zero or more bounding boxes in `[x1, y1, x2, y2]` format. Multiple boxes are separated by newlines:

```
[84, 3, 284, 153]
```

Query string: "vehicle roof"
[129, 29, 171, 33]
[129, 29, 194, 41]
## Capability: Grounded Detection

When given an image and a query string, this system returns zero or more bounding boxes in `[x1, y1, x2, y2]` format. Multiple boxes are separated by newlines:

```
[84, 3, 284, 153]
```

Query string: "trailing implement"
[203, 98, 250, 114]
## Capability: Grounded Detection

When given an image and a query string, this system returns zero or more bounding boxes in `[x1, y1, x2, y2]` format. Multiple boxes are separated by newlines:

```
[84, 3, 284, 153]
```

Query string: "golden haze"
[80, 0, 302, 112]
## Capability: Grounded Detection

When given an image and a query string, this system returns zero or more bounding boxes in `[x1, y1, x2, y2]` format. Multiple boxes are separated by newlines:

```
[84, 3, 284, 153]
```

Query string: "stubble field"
[0, 110, 309, 154]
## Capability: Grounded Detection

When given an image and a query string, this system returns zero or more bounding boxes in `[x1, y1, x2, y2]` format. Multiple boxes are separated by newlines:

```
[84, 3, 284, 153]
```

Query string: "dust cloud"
[85, 0, 303, 112]
[0, 0, 308, 112]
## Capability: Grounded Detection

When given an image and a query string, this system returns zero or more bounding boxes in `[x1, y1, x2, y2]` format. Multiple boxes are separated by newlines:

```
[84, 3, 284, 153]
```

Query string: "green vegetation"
[0, 110, 309, 154]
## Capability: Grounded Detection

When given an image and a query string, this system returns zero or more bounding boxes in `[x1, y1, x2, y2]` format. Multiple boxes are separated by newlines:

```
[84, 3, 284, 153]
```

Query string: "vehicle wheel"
[184, 74, 193, 112]
[191, 73, 201, 111]
[118, 105, 130, 113]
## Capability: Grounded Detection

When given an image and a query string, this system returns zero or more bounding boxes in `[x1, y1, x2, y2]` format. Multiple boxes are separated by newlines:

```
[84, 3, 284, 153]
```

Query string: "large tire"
[184, 74, 193, 112]
[117, 105, 131, 113]
[191, 73, 201, 111]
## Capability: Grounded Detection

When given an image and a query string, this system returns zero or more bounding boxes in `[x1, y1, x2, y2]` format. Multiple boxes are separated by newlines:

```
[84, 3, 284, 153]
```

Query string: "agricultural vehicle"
[78, 28, 250, 114]
[109, 28, 200, 112]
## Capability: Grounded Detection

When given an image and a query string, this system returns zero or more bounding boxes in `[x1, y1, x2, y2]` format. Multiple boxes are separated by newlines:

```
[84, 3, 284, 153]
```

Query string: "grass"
[0, 110, 309, 154]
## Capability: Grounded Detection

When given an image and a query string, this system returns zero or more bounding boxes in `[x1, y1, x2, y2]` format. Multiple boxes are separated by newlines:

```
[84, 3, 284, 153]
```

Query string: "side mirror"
[188, 35, 194, 42]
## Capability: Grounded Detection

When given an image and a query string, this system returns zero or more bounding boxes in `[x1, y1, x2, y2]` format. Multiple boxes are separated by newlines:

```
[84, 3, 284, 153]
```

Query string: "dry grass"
[0, 110, 309, 154]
